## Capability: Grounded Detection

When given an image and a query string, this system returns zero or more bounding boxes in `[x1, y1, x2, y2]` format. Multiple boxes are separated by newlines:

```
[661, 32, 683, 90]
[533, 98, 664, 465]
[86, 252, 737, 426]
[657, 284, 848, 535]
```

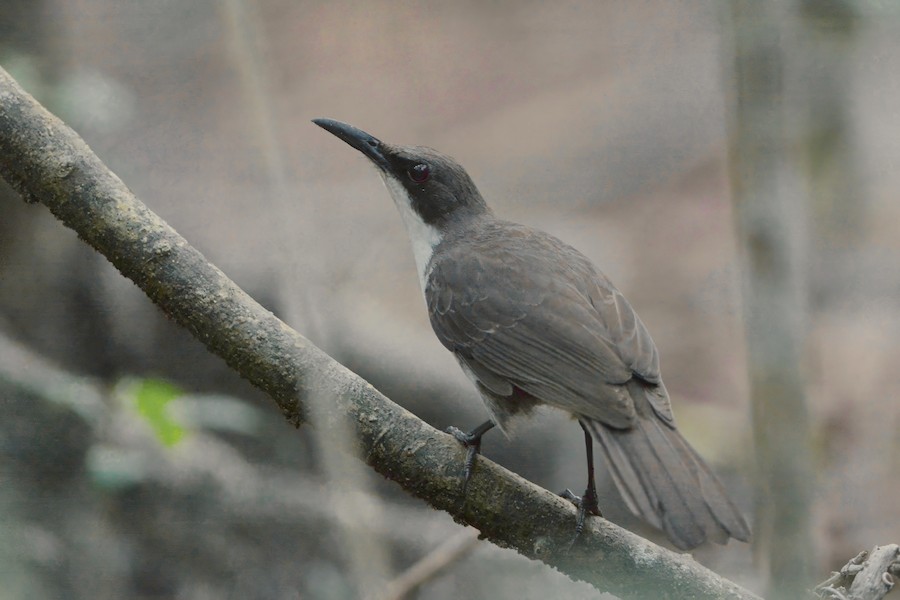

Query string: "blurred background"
[1, 1, 899, 598]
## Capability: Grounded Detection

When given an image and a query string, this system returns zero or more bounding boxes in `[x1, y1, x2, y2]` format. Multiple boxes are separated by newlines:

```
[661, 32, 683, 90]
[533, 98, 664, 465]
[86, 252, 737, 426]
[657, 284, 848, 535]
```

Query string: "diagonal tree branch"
[0, 66, 760, 600]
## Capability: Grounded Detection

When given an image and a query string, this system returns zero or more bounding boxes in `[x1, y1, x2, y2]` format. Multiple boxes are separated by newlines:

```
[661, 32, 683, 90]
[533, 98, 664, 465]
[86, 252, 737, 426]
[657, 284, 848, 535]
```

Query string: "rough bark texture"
[0, 66, 760, 600]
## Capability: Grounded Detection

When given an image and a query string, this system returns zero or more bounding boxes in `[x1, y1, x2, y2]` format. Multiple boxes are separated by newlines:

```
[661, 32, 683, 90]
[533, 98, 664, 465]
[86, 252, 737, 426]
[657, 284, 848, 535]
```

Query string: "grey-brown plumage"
[427, 219, 750, 549]
[312, 118, 751, 550]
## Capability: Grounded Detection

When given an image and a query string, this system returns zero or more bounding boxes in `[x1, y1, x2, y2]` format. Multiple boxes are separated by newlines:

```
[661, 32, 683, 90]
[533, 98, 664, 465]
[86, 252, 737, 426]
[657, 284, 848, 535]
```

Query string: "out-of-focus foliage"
[130, 378, 187, 447]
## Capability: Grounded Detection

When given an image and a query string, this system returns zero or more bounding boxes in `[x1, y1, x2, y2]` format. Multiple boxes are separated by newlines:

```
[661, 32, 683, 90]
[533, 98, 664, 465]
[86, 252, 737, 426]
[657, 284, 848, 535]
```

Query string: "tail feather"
[592, 421, 661, 526]
[586, 416, 751, 550]
[677, 434, 752, 541]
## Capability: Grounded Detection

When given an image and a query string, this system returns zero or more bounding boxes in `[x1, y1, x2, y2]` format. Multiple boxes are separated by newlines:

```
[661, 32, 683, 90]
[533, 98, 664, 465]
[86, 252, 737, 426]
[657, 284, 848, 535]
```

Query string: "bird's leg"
[445, 420, 495, 493]
[560, 420, 603, 546]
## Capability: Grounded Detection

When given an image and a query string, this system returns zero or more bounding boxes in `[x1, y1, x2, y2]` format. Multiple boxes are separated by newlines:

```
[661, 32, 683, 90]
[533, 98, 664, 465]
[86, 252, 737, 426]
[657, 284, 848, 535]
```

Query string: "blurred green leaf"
[132, 378, 187, 447]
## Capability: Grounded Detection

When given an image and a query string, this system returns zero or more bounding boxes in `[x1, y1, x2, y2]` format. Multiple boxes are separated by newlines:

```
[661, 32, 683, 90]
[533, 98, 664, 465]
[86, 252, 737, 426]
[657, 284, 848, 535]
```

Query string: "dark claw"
[445, 420, 495, 495]
[446, 426, 481, 493]
[560, 486, 602, 549]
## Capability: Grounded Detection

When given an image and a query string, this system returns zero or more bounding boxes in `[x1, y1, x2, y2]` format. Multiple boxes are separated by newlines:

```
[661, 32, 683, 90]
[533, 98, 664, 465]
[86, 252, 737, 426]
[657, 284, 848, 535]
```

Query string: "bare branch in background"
[725, 2, 816, 597]
[219, 4, 391, 592]
[0, 66, 761, 600]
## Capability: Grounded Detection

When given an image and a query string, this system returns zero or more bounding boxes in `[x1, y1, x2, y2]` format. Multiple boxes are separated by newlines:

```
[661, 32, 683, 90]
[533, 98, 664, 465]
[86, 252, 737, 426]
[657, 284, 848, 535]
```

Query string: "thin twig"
[372, 528, 481, 600]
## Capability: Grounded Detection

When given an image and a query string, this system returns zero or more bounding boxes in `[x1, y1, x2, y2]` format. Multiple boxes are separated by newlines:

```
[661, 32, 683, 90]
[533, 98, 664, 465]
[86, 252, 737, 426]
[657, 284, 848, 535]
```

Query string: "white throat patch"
[380, 175, 442, 291]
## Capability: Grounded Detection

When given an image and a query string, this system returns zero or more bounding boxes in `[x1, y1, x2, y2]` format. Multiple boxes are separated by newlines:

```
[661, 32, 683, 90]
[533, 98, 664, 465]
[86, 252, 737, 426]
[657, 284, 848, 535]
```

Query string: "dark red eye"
[408, 163, 430, 183]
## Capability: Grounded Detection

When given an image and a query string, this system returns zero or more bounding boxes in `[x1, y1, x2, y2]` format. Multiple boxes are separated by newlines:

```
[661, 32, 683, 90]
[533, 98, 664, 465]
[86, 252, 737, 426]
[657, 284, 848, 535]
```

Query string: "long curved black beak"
[312, 118, 389, 170]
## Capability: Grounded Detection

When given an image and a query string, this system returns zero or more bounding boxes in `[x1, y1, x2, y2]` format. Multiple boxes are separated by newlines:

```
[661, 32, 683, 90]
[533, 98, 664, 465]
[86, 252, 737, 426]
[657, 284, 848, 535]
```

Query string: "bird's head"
[312, 118, 489, 230]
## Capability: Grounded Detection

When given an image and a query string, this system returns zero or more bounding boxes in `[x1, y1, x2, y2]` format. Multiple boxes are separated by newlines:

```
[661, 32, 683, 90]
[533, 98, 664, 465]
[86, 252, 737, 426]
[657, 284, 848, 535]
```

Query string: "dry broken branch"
[814, 545, 900, 600]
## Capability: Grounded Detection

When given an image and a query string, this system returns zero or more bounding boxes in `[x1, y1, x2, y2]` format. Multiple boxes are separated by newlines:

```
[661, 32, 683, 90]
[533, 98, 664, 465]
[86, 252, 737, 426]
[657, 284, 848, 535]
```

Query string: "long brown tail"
[585, 415, 751, 550]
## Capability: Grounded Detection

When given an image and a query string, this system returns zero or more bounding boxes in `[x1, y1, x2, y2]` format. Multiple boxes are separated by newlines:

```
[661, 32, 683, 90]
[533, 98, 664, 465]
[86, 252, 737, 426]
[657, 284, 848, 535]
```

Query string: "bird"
[312, 118, 751, 550]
